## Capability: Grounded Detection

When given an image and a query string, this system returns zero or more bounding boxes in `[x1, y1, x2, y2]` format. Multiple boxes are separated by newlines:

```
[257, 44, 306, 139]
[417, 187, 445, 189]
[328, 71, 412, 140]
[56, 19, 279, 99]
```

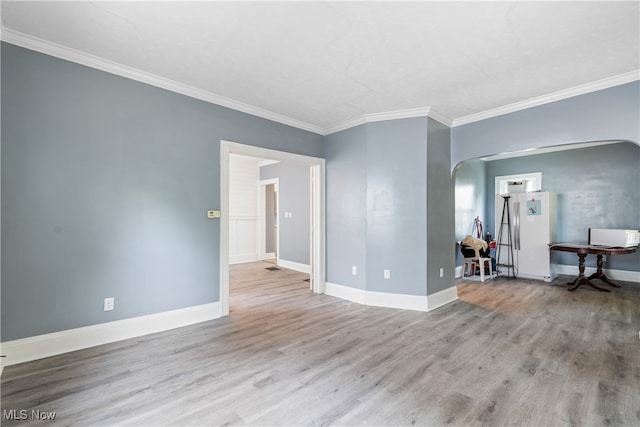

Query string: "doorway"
[453, 140, 640, 282]
[220, 140, 326, 317]
[258, 179, 279, 264]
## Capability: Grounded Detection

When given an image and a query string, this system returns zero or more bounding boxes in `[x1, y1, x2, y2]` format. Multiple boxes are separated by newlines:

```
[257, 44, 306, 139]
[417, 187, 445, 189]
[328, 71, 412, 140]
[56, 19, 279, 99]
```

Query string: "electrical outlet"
[352, 266, 357, 275]
[439, 267, 444, 278]
[384, 270, 390, 279]
[104, 297, 115, 311]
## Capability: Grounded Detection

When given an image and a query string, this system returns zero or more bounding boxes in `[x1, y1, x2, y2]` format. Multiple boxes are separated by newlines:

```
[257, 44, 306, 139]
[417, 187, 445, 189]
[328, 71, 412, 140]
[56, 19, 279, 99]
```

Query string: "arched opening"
[452, 140, 640, 282]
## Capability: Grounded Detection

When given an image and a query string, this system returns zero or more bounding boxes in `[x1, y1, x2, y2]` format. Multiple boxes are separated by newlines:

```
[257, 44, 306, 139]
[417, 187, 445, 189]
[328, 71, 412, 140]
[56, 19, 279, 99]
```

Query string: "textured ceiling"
[1, 1, 639, 133]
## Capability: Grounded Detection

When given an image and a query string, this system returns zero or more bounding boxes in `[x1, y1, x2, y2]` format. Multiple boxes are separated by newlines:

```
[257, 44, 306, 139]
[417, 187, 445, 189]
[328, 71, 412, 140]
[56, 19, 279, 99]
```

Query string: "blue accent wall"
[1, 42, 323, 341]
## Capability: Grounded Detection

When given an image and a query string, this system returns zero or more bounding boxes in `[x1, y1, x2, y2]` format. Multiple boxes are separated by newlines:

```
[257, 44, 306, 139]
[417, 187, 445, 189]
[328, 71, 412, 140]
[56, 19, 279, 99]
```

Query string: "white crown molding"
[3, 27, 636, 135]
[364, 107, 433, 123]
[452, 70, 640, 127]
[324, 107, 454, 135]
[426, 109, 454, 128]
[323, 115, 369, 136]
[0, 27, 325, 135]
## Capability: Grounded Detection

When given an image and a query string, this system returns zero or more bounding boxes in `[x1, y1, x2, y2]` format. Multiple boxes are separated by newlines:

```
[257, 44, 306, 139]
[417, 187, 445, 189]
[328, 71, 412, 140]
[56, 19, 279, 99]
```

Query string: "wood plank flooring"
[2, 261, 639, 426]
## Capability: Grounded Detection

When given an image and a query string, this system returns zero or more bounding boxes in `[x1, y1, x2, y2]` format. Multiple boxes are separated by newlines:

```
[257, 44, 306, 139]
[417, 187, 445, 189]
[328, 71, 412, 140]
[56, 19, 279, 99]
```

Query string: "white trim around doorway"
[220, 141, 326, 317]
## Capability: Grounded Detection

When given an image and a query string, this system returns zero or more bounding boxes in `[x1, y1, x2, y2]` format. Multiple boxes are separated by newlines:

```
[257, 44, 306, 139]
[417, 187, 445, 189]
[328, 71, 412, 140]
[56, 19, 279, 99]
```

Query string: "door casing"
[220, 140, 326, 316]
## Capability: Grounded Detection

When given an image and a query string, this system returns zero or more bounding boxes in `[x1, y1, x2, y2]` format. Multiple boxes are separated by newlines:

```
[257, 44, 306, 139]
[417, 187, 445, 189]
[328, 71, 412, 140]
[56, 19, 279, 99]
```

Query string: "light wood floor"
[2, 261, 639, 426]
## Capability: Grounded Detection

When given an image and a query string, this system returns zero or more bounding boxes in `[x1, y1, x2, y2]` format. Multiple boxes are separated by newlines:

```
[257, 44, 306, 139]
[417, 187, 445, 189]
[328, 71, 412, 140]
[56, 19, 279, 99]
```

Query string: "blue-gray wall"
[365, 119, 428, 296]
[484, 142, 640, 272]
[451, 81, 640, 168]
[451, 81, 639, 277]
[260, 162, 310, 266]
[426, 118, 455, 294]
[1, 42, 323, 341]
[453, 160, 487, 241]
[325, 125, 368, 290]
[3, 40, 640, 343]
[264, 184, 276, 254]
[453, 159, 487, 267]
[325, 117, 454, 297]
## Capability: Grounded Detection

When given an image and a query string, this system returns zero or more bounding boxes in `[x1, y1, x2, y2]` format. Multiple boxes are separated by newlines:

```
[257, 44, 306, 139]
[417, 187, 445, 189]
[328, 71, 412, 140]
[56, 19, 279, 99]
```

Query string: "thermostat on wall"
[207, 210, 221, 219]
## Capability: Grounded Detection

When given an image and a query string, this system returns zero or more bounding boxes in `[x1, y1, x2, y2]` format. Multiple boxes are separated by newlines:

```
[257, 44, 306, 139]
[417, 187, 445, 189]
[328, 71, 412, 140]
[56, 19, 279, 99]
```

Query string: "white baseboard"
[229, 253, 259, 265]
[263, 252, 276, 260]
[457, 263, 639, 284]
[325, 282, 458, 312]
[556, 264, 640, 283]
[365, 290, 429, 311]
[278, 259, 311, 274]
[427, 286, 460, 310]
[325, 282, 366, 304]
[0, 302, 221, 367]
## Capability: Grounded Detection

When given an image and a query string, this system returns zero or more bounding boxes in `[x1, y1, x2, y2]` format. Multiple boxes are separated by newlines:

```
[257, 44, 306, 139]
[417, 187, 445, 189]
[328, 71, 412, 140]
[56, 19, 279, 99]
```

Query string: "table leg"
[568, 253, 610, 292]
[587, 254, 621, 288]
